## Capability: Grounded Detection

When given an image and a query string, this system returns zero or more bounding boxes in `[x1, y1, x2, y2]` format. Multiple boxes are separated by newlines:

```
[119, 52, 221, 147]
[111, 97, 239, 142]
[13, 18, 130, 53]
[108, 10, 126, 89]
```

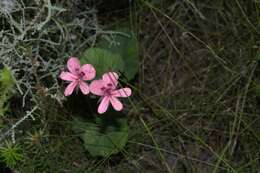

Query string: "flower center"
[107, 83, 113, 87]
[78, 71, 85, 78]
[101, 86, 113, 96]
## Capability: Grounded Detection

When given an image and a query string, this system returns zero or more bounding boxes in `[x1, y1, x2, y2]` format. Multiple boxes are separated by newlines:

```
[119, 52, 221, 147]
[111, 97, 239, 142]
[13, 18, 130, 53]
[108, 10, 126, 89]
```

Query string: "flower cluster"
[59, 57, 132, 114]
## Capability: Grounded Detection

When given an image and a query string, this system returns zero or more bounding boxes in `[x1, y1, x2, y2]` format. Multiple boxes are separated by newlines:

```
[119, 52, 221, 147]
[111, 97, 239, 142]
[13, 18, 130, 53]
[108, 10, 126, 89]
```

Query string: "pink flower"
[90, 72, 132, 114]
[60, 57, 96, 96]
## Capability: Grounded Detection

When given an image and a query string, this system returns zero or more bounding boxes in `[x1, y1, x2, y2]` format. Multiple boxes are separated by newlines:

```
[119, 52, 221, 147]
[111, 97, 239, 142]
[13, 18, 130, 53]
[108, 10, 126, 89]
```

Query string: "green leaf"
[73, 113, 129, 157]
[255, 84, 260, 97]
[97, 28, 139, 80]
[0, 67, 14, 88]
[255, 51, 260, 61]
[0, 67, 15, 117]
[80, 48, 124, 78]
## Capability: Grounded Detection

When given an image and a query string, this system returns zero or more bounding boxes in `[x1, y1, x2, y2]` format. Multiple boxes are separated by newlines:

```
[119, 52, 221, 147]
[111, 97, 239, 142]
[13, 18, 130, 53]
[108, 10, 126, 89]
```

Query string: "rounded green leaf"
[97, 28, 139, 80]
[79, 48, 124, 78]
[73, 113, 128, 157]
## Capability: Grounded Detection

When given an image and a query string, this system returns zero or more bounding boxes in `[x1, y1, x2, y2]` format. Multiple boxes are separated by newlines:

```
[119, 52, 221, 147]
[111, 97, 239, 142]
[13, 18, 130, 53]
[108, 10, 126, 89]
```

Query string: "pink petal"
[79, 81, 89, 95]
[102, 72, 119, 88]
[111, 88, 132, 98]
[89, 80, 105, 96]
[59, 72, 77, 81]
[67, 57, 81, 75]
[81, 64, 96, 80]
[98, 96, 110, 114]
[64, 81, 78, 96]
[110, 97, 123, 111]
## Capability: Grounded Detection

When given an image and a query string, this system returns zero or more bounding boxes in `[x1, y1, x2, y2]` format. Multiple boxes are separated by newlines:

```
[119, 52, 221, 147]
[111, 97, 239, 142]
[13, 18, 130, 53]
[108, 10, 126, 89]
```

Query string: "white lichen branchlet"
[0, 106, 38, 145]
[0, 0, 16, 13]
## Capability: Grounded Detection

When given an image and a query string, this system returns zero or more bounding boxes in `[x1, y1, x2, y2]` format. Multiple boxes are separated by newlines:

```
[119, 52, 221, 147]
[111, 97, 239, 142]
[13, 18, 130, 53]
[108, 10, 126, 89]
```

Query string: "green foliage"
[0, 141, 23, 168]
[97, 28, 139, 80]
[255, 84, 260, 98]
[0, 67, 15, 117]
[255, 51, 260, 61]
[77, 28, 137, 158]
[80, 48, 125, 78]
[80, 28, 139, 80]
[0, 67, 14, 87]
[73, 113, 129, 157]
